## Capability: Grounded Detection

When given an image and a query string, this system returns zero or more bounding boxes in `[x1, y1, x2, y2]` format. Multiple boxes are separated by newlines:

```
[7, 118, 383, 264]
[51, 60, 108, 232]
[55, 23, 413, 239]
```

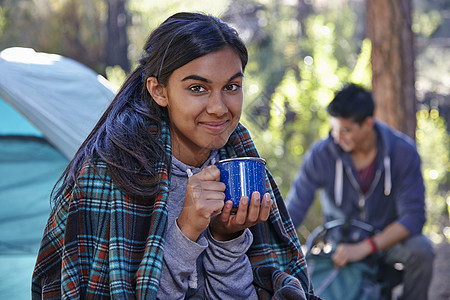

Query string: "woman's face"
[148, 46, 244, 167]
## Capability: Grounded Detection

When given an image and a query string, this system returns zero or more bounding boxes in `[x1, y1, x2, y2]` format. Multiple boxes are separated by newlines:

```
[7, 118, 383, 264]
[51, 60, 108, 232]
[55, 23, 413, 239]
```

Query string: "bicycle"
[305, 219, 403, 300]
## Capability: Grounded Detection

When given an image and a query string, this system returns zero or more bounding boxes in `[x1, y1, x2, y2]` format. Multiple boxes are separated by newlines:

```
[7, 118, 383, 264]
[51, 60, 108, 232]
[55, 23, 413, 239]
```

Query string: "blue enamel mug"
[215, 157, 267, 214]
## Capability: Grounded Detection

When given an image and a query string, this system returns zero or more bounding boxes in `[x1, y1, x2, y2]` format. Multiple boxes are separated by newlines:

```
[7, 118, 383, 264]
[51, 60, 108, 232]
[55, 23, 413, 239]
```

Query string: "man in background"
[286, 83, 434, 299]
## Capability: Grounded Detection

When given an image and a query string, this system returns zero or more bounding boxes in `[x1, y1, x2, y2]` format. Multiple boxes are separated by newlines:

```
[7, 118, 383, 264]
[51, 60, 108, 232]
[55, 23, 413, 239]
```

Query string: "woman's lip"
[200, 120, 229, 131]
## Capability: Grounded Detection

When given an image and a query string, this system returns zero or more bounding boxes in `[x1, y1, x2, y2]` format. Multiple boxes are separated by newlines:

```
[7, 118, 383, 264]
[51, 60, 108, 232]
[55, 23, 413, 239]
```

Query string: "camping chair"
[305, 219, 403, 300]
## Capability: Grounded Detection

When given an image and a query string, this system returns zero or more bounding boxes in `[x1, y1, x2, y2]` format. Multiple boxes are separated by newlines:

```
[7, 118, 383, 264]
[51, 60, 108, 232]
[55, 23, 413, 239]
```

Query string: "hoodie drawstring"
[335, 159, 343, 207]
[334, 155, 392, 206]
[383, 156, 392, 196]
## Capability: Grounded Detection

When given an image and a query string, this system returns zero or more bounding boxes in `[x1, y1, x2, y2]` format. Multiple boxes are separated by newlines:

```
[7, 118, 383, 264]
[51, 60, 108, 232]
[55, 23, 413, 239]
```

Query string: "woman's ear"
[146, 77, 168, 107]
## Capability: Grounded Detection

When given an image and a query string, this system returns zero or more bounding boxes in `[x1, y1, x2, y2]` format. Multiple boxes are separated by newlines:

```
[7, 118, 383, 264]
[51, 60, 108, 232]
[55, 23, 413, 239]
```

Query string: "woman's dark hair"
[53, 12, 248, 202]
[326, 83, 375, 124]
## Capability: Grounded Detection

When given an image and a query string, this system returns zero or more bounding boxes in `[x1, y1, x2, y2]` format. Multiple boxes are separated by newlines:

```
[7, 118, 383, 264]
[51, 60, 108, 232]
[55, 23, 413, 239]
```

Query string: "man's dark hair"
[326, 83, 375, 124]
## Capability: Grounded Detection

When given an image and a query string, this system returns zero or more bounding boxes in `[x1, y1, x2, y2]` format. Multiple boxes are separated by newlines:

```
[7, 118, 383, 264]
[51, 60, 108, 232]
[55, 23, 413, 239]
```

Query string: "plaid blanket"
[32, 122, 319, 299]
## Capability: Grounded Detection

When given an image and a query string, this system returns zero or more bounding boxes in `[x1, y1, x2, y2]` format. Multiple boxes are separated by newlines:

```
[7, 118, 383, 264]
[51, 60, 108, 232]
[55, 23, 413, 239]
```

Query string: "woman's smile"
[199, 120, 230, 132]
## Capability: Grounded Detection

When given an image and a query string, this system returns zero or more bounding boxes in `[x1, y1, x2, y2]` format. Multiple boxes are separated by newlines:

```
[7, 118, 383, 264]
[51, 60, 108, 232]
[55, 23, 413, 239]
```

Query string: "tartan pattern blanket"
[32, 122, 319, 299]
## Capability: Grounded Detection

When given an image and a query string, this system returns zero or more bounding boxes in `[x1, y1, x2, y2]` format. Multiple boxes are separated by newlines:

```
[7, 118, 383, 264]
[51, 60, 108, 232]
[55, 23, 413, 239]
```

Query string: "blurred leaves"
[105, 65, 127, 92]
[417, 108, 450, 242]
[0, 0, 107, 73]
[0, 0, 448, 241]
[413, 8, 442, 37]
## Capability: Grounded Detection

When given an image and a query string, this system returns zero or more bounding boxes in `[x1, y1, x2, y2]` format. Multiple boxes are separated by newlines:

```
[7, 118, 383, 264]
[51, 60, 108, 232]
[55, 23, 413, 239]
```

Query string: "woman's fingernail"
[241, 197, 248, 205]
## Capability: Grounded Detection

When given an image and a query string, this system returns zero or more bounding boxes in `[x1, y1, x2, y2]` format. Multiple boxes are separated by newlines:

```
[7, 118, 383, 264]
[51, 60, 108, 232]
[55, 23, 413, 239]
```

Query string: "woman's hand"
[177, 165, 226, 242]
[209, 192, 272, 241]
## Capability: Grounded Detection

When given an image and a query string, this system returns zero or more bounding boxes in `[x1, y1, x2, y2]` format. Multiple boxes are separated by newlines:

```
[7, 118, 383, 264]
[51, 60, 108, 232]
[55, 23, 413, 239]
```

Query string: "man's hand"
[332, 222, 410, 268]
[332, 241, 372, 268]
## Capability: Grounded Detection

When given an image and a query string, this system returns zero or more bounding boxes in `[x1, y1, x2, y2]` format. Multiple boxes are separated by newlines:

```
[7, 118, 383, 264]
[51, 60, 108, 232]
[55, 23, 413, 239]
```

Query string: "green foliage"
[126, 0, 230, 65]
[412, 8, 442, 37]
[105, 65, 127, 92]
[243, 3, 450, 242]
[247, 11, 359, 198]
[349, 38, 372, 89]
[0, 5, 7, 34]
[0, 0, 448, 242]
[242, 7, 367, 239]
[416, 108, 450, 243]
[0, 0, 229, 74]
[0, 0, 107, 74]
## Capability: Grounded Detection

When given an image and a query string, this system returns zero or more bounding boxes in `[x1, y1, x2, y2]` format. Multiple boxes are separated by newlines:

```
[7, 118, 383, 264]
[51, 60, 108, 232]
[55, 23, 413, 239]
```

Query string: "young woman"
[32, 12, 318, 300]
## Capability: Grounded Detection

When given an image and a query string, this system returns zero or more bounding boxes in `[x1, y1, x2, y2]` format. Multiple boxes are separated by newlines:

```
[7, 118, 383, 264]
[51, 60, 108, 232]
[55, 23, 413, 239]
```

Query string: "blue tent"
[0, 47, 115, 299]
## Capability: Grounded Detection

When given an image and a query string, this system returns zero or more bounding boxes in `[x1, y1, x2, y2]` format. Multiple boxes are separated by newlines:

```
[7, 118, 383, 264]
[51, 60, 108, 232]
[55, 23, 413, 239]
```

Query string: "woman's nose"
[206, 91, 227, 115]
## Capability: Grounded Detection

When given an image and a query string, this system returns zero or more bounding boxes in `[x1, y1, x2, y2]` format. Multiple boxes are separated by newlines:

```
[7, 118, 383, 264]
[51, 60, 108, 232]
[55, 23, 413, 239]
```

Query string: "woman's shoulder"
[79, 157, 110, 179]
[49, 158, 114, 221]
[72, 157, 115, 196]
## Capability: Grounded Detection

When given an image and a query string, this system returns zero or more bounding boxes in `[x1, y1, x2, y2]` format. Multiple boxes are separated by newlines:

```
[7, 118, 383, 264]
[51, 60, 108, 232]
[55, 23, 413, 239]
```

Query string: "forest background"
[0, 0, 448, 245]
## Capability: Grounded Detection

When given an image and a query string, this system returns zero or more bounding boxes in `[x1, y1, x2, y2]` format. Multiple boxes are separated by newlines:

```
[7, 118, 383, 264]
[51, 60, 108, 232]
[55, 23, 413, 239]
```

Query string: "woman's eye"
[225, 83, 241, 92]
[190, 85, 206, 93]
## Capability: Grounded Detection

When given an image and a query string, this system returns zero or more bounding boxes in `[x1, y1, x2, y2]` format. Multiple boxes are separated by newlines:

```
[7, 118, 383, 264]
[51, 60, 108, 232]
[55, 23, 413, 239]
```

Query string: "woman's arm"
[157, 220, 208, 299]
[202, 228, 258, 300]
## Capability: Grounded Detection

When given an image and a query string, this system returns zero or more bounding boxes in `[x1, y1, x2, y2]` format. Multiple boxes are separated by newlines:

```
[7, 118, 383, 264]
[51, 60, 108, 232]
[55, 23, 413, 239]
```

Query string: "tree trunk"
[296, 0, 313, 37]
[366, 0, 416, 140]
[106, 0, 130, 72]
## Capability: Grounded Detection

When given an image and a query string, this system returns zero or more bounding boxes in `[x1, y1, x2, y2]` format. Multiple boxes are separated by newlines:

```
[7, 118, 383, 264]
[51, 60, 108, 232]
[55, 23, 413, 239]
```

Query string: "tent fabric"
[0, 136, 67, 254]
[0, 47, 116, 299]
[0, 95, 42, 136]
[0, 136, 68, 299]
[0, 47, 116, 159]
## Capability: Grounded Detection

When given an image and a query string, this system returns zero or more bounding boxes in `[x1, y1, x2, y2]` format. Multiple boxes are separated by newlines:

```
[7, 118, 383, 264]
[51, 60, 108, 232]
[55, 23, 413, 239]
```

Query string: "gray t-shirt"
[157, 151, 258, 299]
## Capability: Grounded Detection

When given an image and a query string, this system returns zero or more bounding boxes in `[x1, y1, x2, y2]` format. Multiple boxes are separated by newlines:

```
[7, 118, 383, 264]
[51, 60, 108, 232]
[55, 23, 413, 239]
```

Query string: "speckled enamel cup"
[215, 157, 267, 214]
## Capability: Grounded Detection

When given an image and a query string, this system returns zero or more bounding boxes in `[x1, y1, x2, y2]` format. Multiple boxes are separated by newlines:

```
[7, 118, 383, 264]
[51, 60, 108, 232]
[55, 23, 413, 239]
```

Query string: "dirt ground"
[428, 241, 450, 300]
